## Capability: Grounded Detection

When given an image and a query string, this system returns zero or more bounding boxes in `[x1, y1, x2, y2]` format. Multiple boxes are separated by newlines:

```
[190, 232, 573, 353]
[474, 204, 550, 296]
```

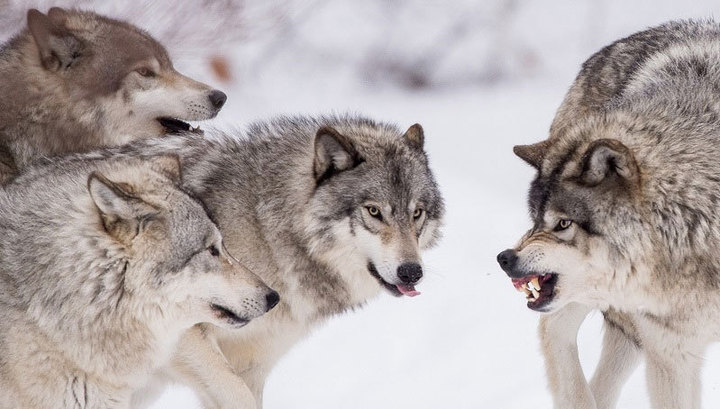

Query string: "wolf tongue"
[396, 284, 421, 297]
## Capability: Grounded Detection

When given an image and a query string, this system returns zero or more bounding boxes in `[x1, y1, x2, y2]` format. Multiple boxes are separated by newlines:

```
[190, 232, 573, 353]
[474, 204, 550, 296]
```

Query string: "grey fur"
[0, 7, 225, 184]
[0, 155, 275, 409]
[59, 114, 447, 408]
[500, 19, 720, 409]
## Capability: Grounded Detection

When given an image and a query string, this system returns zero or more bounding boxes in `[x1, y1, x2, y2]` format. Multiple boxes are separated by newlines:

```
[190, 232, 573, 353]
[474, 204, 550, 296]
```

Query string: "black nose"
[496, 249, 518, 273]
[397, 263, 423, 285]
[265, 290, 280, 312]
[208, 90, 227, 110]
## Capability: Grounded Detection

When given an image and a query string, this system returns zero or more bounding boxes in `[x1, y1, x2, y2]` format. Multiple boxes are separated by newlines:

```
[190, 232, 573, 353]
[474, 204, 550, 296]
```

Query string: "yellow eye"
[366, 206, 381, 218]
[556, 219, 573, 231]
[413, 208, 424, 219]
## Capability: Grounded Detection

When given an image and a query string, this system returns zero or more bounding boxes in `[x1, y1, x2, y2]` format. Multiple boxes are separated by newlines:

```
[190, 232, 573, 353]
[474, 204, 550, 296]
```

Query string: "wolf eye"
[413, 208, 424, 220]
[136, 67, 156, 78]
[555, 219, 573, 231]
[207, 245, 220, 257]
[366, 206, 382, 219]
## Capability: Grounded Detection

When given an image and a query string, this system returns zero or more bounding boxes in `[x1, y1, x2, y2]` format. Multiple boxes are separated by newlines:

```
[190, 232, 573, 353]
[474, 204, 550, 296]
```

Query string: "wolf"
[83, 114, 447, 408]
[0, 154, 278, 409]
[498, 19, 720, 409]
[0, 7, 227, 184]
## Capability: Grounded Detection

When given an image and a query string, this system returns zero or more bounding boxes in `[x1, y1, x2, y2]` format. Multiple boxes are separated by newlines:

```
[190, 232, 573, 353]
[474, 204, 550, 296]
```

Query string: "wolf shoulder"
[553, 19, 720, 135]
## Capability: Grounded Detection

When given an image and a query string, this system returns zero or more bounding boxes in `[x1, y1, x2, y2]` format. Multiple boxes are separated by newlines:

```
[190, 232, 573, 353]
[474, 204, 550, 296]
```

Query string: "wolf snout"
[208, 90, 227, 110]
[397, 263, 423, 284]
[265, 290, 280, 312]
[497, 249, 522, 277]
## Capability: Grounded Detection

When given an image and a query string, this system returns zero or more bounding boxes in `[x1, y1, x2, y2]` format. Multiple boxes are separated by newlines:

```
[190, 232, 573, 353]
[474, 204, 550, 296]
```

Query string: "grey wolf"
[0, 7, 227, 184]
[497, 19, 720, 409]
[0, 154, 278, 409]
[101, 114, 445, 408]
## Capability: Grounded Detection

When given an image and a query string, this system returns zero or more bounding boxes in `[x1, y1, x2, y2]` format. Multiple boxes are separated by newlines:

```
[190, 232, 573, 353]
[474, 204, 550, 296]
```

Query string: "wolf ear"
[514, 140, 551, 169]
[403, 123, 424, 149]
[578, 139, 639, 186]
[148, 154, 182, 184]
[47, 7, 69, 22]
[88, 172, 157, 243]
[27, 8, 82, 71]
[314, 126, 362, 184]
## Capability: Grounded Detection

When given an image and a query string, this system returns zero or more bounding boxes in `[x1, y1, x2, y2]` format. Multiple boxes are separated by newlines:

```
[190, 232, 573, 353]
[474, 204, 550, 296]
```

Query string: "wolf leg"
[588, 312, 641, 409]
[172, 325, 257, 409]
[645, 349, 702, 409]
[539, 302, 595, 409]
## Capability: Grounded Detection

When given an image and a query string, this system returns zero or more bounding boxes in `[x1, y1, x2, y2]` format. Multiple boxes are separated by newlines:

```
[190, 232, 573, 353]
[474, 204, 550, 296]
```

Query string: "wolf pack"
[0, 6, 719, 409]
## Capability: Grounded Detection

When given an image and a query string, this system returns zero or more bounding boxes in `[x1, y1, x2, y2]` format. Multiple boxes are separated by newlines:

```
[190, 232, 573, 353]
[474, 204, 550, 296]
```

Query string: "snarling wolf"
[0, 155, 277, 409]
[95, 114, 446, 408]
[0, 7, 227, 184]
[498, 19, 720, 409]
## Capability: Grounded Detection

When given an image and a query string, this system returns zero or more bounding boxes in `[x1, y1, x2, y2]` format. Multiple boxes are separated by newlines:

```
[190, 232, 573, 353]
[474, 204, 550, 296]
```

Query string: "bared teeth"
[530, 288, 540, 299]
[515, 276, 543, 302]
[531, 277, 540, 291]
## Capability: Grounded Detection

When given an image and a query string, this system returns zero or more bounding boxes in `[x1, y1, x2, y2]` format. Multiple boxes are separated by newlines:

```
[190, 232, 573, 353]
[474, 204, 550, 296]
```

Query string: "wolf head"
[497, 116, 656, 313]
[86, 156, 278, 329]
[305, 122, 444, 299]
[24, 7, 226, 140]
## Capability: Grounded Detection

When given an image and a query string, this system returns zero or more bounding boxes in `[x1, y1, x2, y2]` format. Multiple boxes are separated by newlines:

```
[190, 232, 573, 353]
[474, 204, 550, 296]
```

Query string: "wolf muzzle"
[496, 249, 523, 278]
[397, 262, 423, 284]
[265, 290, 280, 311]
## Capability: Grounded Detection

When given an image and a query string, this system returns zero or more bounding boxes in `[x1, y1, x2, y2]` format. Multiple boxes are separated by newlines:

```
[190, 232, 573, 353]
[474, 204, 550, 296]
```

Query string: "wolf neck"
[0, 197, 184, 385]
[27, 257, 185, 383]
[0, 35, 104, 168]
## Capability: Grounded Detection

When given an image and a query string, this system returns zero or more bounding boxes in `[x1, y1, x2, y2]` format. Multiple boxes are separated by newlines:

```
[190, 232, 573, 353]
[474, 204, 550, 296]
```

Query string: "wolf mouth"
[157, 117, 203, 135]
[511, 273, 558, 311]
[367, 262, 420, 297]
[210, 303, 249, 327]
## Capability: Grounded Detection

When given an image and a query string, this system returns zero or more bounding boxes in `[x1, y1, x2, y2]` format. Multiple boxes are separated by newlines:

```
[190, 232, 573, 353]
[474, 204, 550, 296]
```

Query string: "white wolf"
[0, 154, 277, 409]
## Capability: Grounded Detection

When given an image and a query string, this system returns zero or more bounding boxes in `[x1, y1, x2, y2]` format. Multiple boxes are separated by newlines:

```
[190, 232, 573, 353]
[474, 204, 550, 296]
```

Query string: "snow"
[155, 1, 720, 408]
[153, 80, 679, 409]
[159, 76, 720, 407]
[4, 0, 720, 407]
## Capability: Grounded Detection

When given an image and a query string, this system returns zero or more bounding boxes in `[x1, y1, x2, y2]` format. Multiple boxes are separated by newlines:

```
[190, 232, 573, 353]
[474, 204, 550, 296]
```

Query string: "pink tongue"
[396, 284, 421, 297]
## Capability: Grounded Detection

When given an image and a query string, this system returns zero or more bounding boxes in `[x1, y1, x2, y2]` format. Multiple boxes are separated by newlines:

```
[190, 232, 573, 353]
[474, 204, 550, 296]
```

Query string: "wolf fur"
[0, 7, 227, 184]
[0, 155, 277, 409]
[499, 19, 720, 409]
[83, 114, 447, 408]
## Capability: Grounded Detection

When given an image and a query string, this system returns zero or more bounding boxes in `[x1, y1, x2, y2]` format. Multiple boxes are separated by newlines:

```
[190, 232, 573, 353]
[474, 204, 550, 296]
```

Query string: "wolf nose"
[497, 249, 518, 273]
[208, 90, 227, 110]
[265, 290, 280, 312]
[397, 263, 423, 285]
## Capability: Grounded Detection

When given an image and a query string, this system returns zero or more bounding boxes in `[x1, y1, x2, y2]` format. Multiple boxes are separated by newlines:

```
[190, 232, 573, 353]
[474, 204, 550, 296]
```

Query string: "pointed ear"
[88, 172, 157, 242]
[27, 8, 82, 71]
[47, 7, 69, 22]
[314, 126, 361, 183]
[148, 154, 182, 184]
[578, 139, 638, 186]
[514, 140, 551, 169]
[403, 123, 424, 149]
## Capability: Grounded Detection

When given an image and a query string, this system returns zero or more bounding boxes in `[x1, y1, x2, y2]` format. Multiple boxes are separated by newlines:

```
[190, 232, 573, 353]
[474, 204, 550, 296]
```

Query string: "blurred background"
[3, 1, 720, 408]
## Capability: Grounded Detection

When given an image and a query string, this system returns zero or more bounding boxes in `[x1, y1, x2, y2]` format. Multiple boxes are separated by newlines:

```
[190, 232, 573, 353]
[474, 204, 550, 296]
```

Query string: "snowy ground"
[151, 2, 720, 408]
[150, 78, 720, 408]
[6, 0, 720, 408]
